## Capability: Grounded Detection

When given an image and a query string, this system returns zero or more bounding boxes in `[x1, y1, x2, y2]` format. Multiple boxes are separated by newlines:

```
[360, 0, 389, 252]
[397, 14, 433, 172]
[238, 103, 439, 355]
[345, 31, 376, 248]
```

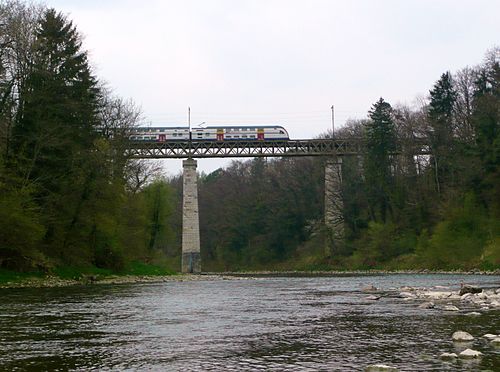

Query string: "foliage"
[0, 268, 44, 283]
[364, 98, 396, 223]
[1, 1, 499, 274]
[0, 4, 178, 274]
[416, 194, 491, 269]
[124, 261, 175, 276]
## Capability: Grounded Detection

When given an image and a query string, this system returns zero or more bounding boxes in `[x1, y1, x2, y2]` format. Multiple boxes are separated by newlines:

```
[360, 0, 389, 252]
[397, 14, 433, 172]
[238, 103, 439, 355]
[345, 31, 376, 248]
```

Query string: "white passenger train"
[129, 125, 290, 142]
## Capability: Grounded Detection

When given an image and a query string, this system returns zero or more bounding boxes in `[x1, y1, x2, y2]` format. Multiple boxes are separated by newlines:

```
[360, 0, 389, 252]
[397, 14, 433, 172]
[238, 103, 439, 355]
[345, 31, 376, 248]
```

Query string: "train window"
[234, 135, 239, 138]
[279, 130, 284, 134]
[242, 135, 247, 138]
[250, 135, 255, 138]
[226, 135, 232, 138]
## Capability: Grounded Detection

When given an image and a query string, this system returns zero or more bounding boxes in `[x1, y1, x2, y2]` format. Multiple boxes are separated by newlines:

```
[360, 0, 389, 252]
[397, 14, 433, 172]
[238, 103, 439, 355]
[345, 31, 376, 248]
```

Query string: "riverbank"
[0, 273, 244, 289]
[215, 269, 500, 277]
[1, 269, 499, 289]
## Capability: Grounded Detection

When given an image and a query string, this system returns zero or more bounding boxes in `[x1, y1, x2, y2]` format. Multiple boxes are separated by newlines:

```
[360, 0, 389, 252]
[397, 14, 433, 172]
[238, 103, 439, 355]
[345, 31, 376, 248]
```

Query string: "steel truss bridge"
[126, 138, 430, 159]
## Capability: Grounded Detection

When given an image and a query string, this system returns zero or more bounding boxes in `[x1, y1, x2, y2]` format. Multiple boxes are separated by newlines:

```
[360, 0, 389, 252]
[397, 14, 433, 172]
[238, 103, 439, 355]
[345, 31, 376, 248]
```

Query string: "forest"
[0, 1, 499, 276]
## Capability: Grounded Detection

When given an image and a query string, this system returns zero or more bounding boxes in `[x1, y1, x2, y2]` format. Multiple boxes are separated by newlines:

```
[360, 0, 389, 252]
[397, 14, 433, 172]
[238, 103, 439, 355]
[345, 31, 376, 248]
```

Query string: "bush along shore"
[0, 262, 178, 288]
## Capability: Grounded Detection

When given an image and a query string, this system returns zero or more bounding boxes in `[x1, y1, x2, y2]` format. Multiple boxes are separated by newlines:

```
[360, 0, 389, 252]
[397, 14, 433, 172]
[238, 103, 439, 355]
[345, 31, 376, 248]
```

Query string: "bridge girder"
[125, 138, 430, 159]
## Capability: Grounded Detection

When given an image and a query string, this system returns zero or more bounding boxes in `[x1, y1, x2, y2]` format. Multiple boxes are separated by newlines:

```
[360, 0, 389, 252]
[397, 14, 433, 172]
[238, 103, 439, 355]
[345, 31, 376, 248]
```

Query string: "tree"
[0, 1, 43, 158]
[364, 98, 396, 223]
[428, 72, 457, 194]
[472, 48, 500, 216]
[142, 179, 175, 252]
[8, 9, 102, 262]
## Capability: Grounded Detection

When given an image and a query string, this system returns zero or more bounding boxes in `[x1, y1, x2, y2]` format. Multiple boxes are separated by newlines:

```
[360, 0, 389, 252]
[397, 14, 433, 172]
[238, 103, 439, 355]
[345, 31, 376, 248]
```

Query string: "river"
[0, 274, 499, 371]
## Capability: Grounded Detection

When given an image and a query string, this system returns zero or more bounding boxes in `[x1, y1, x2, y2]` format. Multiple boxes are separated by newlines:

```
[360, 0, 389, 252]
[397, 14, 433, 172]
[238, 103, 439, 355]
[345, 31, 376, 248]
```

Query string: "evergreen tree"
[364, 98, 396, 223]
[428, 72, 457, 194]
[12, 9, 99, 184]
[10, 9, 101, 260]
[472, 54, 500, 216]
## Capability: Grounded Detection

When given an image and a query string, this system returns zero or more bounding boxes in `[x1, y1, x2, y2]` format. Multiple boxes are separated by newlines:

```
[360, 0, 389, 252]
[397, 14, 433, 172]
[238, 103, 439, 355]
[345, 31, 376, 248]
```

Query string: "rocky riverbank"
[361, 282, 500, 371]
[1, 269, 499, 289]
[385, 283, 500, 312]
[0, 273, 249, 289]
[216, 269, 500, 277]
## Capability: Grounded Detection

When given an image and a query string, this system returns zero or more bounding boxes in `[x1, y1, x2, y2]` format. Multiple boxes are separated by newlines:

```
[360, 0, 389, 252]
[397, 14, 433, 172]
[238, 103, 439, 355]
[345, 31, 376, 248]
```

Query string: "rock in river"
[458, 349, 483, 358]
[483, 333, 498, 340]
[418, 301, 435, 309]
[452, 331, 474, 342]
[465, 311, 481, 316]
[440, 352, 457, 359]
[491, 337, 500, 345]
[365, 364, 398, 371]
[459, 285, 482, 296]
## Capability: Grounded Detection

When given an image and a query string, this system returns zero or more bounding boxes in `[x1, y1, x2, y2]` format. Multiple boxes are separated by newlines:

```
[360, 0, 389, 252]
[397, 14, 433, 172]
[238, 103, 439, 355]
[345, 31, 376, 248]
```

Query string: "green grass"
[0, 261, 176, 285]
[54, 262, 176, 279]
[0, 268, 44, 284]
[123, 261, 176, 276]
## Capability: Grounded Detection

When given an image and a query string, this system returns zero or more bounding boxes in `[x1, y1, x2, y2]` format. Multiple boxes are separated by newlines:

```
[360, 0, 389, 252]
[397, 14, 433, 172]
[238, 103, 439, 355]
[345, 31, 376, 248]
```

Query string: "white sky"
[46, 0, 500, 174]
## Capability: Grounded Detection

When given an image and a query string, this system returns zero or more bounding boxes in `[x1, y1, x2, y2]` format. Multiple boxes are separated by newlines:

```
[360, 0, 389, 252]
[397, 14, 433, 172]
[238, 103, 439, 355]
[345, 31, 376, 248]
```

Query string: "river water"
[0, 274, 499, 371]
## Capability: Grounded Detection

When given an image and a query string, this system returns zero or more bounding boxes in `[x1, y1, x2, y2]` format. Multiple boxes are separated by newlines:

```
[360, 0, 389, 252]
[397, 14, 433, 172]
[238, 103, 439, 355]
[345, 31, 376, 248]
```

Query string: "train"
[129, 125, 290, 142]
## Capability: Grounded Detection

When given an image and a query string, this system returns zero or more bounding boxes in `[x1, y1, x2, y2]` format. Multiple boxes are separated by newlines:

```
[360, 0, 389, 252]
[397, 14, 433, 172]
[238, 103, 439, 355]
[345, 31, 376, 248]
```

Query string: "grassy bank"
[0, 261, 176, 286]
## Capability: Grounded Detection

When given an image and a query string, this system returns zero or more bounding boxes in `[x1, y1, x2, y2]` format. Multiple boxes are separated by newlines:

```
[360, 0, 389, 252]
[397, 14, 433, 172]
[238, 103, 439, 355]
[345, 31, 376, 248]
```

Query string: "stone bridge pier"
[324, 157, 344, 256]
[181, 158, 201, 273]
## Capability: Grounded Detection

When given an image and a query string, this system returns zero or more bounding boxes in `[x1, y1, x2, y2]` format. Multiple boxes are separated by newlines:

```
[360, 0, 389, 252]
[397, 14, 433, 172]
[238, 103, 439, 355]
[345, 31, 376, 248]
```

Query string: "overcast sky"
[46, 0, 500, 174]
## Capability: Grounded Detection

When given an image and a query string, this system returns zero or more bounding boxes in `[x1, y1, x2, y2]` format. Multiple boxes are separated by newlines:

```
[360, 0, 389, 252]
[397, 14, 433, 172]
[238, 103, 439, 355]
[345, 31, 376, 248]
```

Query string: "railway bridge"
[126, 137, 429, 273]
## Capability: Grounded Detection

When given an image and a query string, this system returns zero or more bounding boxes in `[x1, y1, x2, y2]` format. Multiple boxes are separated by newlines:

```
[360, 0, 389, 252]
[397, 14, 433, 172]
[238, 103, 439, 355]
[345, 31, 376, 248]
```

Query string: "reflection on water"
[0, 275, 499, 371]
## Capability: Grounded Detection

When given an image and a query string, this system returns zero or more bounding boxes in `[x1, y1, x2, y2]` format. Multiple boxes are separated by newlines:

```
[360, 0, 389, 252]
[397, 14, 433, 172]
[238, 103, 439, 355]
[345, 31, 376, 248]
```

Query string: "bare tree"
[125, 159, 164, 194]
[0, 0, 44, 157]
[453, 66, 477, 143]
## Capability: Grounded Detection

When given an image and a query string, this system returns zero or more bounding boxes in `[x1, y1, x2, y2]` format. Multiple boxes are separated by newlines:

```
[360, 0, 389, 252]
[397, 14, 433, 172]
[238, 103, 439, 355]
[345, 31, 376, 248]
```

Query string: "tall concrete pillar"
[182, 158, 201, 273]
[324, 157, 344, 256]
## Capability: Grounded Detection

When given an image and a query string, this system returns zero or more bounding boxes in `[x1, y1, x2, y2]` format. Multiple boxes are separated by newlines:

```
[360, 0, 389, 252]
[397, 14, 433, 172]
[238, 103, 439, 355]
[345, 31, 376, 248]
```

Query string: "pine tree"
[428, 72, 457, 194]
[364, 98, 396, 223]
[472, 54, 500, 216]
[12, 9, 99, 184]
[10, 9, 101, 260]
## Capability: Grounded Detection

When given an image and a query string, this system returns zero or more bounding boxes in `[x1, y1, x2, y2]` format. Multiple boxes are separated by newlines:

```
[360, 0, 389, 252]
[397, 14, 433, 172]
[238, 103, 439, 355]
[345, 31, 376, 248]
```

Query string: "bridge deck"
[125, 138, 429, 159]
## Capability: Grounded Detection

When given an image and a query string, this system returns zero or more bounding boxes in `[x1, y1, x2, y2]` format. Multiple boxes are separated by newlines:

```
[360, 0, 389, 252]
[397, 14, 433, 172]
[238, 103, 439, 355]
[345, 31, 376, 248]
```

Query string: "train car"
[129, 127, 190, 142]
[129, 125, 289, 142]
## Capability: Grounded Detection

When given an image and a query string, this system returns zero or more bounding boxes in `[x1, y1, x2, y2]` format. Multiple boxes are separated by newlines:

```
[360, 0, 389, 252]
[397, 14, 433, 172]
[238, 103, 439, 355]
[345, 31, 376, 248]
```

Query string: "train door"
[216, 128, 224, 141]
[257, 128, 264, 140]
[158, 134, 166, 142]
